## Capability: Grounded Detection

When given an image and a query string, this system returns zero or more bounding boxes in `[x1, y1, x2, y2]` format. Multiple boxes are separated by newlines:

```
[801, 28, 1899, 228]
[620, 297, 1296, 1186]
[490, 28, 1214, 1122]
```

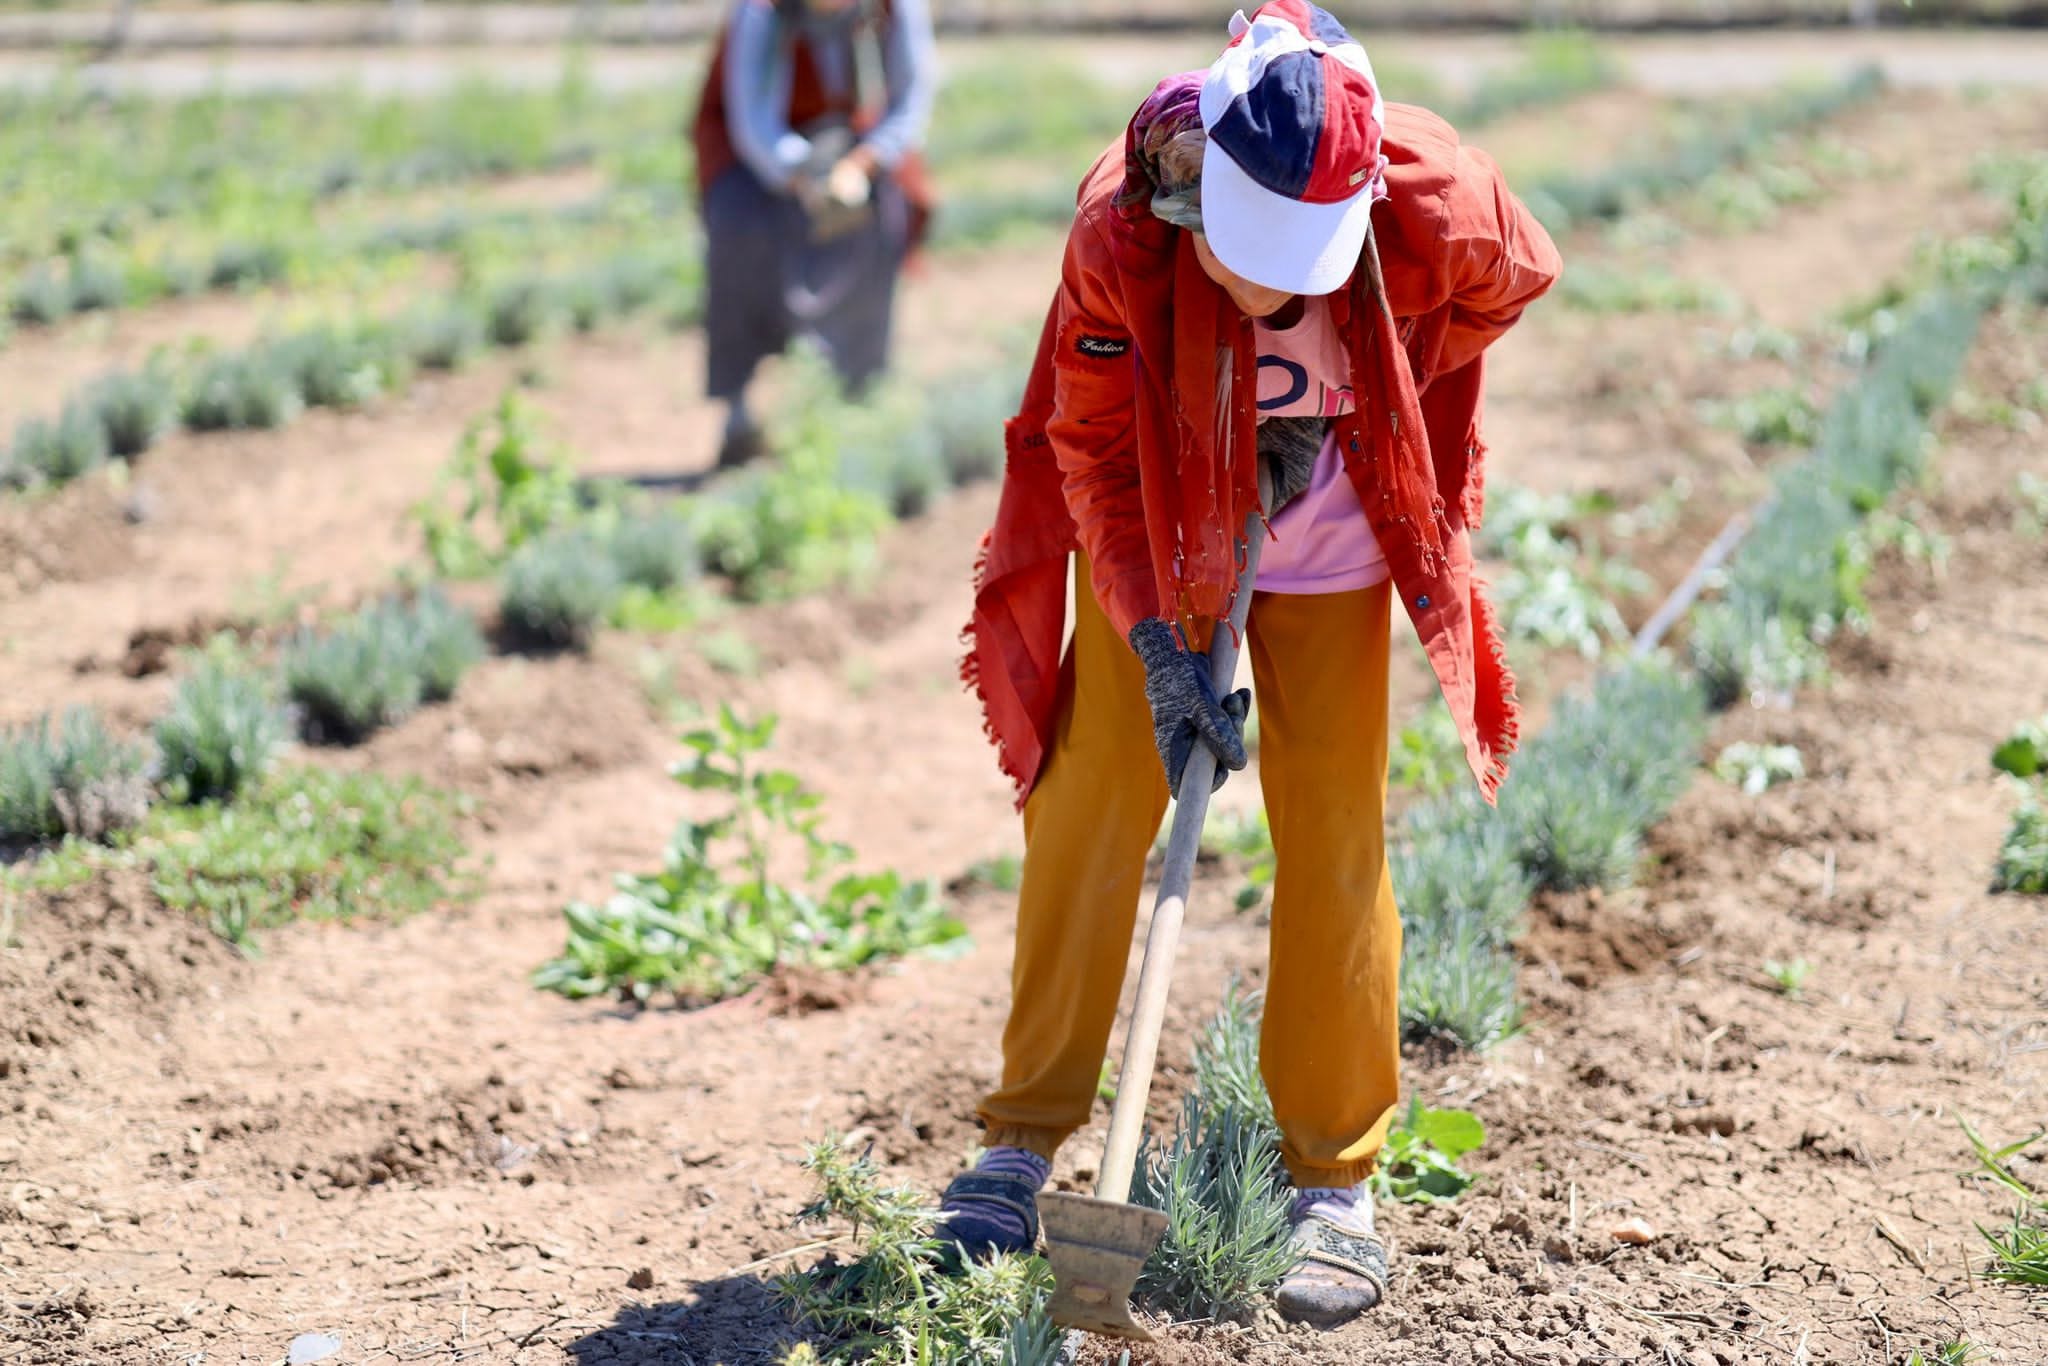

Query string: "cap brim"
[1199, 138, 1372, 297]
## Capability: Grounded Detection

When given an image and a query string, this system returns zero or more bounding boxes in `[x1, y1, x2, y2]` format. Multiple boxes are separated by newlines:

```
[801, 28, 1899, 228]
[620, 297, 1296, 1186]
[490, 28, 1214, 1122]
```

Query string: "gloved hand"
[1258, 415, 1326, 515]
[1128, 618, 1250, 798]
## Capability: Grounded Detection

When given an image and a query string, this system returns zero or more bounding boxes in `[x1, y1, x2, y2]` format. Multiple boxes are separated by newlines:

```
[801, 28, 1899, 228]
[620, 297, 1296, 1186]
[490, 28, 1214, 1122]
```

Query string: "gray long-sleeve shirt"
[723, 0, 937, 191]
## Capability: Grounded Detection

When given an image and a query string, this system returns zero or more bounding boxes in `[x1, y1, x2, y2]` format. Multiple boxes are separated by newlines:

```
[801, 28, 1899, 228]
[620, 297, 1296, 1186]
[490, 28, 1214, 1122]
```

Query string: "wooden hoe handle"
[1094, 509, 1267, 1205]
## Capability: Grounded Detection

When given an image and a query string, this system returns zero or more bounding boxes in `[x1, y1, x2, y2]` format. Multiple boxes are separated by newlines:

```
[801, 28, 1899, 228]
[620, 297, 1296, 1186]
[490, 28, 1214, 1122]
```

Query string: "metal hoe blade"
[1038, 1192, 1168, 1341]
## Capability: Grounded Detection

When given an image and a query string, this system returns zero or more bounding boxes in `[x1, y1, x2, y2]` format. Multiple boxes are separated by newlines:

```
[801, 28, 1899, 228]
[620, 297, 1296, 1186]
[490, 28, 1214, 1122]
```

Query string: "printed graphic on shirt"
[1255, 297, 1355, 419]
[1253, 295, 1386, 595]
[1074, 334, 1130, 358]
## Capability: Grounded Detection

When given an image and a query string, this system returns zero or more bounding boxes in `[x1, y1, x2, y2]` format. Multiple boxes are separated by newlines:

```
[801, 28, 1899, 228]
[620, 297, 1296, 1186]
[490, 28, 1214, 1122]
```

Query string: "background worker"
[950, 0, 1561, 1328]
[691, 0, 937, 467]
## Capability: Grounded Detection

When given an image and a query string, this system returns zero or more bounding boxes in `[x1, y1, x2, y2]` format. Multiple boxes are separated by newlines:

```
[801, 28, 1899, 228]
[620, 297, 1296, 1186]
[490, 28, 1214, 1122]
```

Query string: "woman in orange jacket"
[948, 0, 1561, 1326]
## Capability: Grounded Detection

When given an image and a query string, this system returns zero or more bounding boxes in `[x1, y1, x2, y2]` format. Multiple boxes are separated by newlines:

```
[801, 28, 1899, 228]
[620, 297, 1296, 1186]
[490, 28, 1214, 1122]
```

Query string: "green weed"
[148, 767, 472, 950]
[1762, 957, 1813, 999]
[155, 639, 288, 803]
[1370, 1098, 1485, 1206]
[1713, 741, 1806, 795]
[962, 853, 1022, 893]
[1905, 1343, 1977, 1366]
[1993, 717, 2048, 779]
[1701, 386, 1823, 447]
[1480, 486, 1644, 659]
[774, 1135, 1056, 1364]
[417, 391, 588, 578]
[1961, 1120, 2048, 1288]
[1391, 701, 1467, 794]
[1993, 785, 2048, 895]
[532, 708, 964, 1005]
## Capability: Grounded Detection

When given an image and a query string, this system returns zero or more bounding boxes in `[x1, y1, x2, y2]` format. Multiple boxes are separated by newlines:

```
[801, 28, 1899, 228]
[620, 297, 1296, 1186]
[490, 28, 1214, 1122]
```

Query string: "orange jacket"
[963, 104, 1561, 807]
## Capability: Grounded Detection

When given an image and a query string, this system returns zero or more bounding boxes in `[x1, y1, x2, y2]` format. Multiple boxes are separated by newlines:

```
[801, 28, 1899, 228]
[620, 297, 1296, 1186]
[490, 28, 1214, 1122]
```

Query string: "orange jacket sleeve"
[1046, 204, 1158, 640]
[1431, 142, 1563, 377]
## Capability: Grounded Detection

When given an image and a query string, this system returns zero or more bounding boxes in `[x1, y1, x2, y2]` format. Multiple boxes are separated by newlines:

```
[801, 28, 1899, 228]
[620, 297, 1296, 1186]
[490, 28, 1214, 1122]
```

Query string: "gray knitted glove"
[1128, 618, 1250, 798]
[1258, 415, 1326, 514]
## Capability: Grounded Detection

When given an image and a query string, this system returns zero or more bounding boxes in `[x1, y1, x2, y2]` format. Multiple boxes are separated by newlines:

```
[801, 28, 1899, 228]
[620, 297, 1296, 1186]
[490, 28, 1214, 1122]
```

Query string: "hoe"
[1037, 503, 1267, 1342]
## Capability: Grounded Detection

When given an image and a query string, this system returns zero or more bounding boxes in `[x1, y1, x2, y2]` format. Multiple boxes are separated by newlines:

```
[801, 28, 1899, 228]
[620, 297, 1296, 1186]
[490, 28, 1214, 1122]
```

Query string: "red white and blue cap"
[1199, 1, 1388, 296]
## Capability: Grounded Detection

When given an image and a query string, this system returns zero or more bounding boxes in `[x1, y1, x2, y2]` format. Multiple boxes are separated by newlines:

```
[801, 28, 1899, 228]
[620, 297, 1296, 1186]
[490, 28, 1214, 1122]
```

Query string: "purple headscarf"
[1113, 72, 1208, 231]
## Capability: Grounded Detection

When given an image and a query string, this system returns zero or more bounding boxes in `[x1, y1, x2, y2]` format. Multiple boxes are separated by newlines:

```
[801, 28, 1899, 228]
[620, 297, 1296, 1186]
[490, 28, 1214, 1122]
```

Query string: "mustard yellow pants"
[977, 558, 1403, 1187]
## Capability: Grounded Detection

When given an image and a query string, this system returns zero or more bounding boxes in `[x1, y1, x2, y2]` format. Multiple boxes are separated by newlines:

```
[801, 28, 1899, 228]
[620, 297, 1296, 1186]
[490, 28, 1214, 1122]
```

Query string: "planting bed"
[3, 34, 2048, 1366]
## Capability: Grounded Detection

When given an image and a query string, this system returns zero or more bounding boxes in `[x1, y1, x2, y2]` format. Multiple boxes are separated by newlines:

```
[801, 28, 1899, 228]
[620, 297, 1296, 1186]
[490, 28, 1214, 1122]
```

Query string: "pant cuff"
[977, 1122, 1072, 1164]
[1283, 1153, 1379, 1189]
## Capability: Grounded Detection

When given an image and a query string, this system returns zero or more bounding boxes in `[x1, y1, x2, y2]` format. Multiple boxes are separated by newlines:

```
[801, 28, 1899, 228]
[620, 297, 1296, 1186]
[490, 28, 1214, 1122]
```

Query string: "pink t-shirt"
[1253, 296, 1388, 594]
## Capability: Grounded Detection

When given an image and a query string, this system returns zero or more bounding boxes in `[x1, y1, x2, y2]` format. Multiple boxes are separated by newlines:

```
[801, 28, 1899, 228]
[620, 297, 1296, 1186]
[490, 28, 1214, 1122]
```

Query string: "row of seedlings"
[0, 240, 699, 495]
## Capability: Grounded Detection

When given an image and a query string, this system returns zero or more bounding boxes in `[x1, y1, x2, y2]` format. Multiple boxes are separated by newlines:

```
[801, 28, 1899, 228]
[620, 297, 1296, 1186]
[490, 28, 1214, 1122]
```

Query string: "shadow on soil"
[566, 1276, 817, 1365]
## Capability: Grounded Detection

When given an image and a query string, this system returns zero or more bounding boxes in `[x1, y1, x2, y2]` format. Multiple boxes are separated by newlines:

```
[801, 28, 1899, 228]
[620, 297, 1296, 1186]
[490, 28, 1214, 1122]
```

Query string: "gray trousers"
[702, 165, 910, 402]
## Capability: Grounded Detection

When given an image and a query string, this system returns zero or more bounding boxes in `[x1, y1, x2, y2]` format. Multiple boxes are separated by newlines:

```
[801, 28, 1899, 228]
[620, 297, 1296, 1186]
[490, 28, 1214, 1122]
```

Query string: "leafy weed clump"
[533, 707, 964, 1005]
[0, 708, 152, 843]
[696, 361, 893, 599]
[1714, 741, 1805, 795]
[1993, 717, 2047, 779]
[155, 640, 288, 803]
[499, 531, 621, 653]
[149, 767, 472, 951]
[775, 1136, 1057, 1365]
[1993, 786, 2048, 895]
[417, 392, 587, 577]
[1479, 486, 1644, 659]
[1961, 1119, 2048, 1289]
